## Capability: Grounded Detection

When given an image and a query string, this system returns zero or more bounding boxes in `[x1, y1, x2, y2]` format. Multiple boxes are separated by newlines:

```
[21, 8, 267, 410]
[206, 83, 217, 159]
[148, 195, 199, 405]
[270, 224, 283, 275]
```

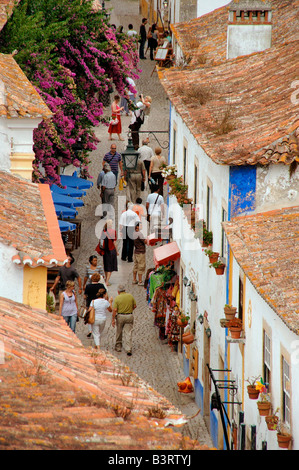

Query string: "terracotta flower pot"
[208, 252, 219, 264]
[257, 401, 271, 416]
[224, 306, 237, 321]
[229, 326, 242, 339]
[265, 415, 279, 431]
[277, 433, 292, 449]
[247, 385, 260, 400]
[182, 332, 194, 344]
[177, 317, 188, 328]
[215, 264, 225, 275]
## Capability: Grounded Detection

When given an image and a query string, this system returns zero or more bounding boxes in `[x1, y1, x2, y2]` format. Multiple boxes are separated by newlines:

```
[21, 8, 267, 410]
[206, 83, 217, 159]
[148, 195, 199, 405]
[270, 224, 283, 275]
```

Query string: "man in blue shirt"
[103, 144, 124, 183]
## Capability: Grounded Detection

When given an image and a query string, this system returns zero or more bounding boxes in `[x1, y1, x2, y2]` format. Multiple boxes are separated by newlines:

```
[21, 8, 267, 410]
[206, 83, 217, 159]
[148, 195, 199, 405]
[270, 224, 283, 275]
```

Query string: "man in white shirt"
[138, 138, 154, 178]
[119, 202, 140, 262]
[101, 164, 116, 206]
[127, 24, 137, 37]
[146, 185, 165, 231]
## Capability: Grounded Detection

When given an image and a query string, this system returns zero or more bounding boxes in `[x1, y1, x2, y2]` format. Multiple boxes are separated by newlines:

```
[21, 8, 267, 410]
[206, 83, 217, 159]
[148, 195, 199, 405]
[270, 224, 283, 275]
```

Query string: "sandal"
[132, 280, 138, 284]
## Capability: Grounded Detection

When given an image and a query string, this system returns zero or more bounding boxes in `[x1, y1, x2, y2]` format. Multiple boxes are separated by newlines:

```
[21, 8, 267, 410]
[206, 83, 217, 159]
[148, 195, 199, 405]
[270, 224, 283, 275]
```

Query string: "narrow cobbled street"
[70, 0, 213, 447]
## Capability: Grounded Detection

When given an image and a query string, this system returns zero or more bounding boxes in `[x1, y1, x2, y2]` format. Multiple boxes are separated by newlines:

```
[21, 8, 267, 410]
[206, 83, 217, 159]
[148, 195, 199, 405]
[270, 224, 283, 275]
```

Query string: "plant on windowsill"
[204, 249, 219, 264]
[246, 376, 261, 400]
[227, 317, 242, 339]
[265, 408, 279, 431]
[210, 259, 225, 275]
[160, 163, 177, 180]
[277, 421, 292, 449]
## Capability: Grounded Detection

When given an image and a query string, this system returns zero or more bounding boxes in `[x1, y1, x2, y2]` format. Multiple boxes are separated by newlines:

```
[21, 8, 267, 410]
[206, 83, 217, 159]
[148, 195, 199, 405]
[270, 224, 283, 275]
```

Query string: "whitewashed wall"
[0, 118, 12, 171]
[0, 242, 24, 303]
[256, 165, 299, 212]
[169, 104, 230, 379]
[229, 255, 299, 450]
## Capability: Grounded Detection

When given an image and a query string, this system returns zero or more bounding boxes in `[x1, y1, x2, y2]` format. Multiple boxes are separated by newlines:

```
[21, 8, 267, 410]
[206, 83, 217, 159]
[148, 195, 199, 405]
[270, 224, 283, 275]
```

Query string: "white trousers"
[91, 318, 106, 347]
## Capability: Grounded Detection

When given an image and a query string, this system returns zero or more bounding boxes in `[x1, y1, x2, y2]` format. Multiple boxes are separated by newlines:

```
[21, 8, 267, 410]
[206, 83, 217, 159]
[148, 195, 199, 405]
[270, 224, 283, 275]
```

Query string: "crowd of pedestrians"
[53, 16, 170, 356]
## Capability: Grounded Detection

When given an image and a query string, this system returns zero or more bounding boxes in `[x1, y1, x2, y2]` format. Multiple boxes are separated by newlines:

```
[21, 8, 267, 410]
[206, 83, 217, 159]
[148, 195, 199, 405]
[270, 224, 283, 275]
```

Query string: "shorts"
[133, 252, 146, 274]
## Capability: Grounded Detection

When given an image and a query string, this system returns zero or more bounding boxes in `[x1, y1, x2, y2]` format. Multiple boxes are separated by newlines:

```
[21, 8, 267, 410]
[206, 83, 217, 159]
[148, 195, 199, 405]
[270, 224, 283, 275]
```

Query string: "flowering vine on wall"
[0, 0, 140, 183]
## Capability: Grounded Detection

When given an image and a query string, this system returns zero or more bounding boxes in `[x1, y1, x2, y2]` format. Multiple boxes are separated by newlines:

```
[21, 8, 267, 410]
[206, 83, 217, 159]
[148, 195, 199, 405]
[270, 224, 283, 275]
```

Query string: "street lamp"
[121, 135, 140, 176]
[163, 0, 168, 8]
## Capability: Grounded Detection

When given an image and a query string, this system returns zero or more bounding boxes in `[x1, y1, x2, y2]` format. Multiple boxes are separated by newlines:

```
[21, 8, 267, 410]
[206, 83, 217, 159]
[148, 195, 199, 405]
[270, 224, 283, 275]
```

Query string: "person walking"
[50, 255, 82, 297]
[126, 157, 145, 203]
[101, 219, 118, 286]
[88, 288, 113, 349]
[83, 255, 105, 292]
[132, 222, 146, 286]
[148, 147, 167, 195]
[119, 202, 140, 262]
[139, 18, 147, 59]
[101, 164, 116, 208]
[138, 137, 154, 179]
[112, 284, 137, 355]
[120, 77, 137, 115]
[146, 184, 165, 232]
[84, 272, 106, 338]
[148, 23, 158, 60]
[108, 95, 124, 141]
[129, 95, 152, 150]
[59, 280, 78, 333]
[103, 144, 123, 183]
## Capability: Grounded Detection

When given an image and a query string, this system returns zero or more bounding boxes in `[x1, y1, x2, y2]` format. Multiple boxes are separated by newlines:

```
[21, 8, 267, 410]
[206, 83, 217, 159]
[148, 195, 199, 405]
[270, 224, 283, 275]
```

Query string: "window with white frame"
[172, 127, 177, 165]
[282, 356, 291, 426]
[206, 183, 212, 231]
[221, 207, 227, 258]
[263, 331, 271, 391]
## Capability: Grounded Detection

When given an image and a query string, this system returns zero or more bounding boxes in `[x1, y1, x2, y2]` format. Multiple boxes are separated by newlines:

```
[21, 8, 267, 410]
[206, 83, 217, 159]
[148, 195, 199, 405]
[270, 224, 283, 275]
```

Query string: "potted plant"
[277, 422, 292, 449]
[210, 260, 226, 275]
[227, 317, 242, 339]
[182, 331, 195, 344]
[204, 249, 219, 264]
[246, 376, 261, 400]
[202, 225, 213, 247]
[224, 304, 237, 320]
[160, 163, 177, 181]
[177, 312, 190, 328]
[256, 379, 271, 416]
[265, 408, 279, 431]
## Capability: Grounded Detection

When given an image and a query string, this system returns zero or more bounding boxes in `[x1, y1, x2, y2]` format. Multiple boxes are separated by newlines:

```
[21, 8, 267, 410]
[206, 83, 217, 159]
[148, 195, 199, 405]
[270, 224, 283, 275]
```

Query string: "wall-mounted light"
[183, 276, 190, 287]
[205, 327, 211, 338]
[163, 0, 168, 8]
[198, 314, 204, 324]
[189, 289, 197, 302]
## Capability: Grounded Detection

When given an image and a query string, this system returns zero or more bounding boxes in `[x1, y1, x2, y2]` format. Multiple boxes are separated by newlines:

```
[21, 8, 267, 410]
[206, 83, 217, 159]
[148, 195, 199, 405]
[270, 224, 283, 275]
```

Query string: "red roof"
[154, 242, 180, 267]
[0, 296, 210, 450]
[0, 172, 66, 267]
[223, 206, 299, 334]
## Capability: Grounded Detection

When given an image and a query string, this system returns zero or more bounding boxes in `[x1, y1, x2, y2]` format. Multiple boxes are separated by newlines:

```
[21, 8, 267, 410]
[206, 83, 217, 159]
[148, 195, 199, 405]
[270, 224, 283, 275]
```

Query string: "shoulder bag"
[86, 301, 95, 325]
[147, 194, 159, 223]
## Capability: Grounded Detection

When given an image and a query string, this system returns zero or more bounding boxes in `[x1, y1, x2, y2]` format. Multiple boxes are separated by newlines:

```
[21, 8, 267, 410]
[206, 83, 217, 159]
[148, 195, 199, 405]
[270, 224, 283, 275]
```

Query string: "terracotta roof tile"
[0, 172, 66, 266]
[0, 0, 21, 32]
[0, 297, 210, 450]
[171, 0, 299, 67]
[159, 40, 299, 166]
[0, 54, 52, 119]
[222, 206, 299, 334]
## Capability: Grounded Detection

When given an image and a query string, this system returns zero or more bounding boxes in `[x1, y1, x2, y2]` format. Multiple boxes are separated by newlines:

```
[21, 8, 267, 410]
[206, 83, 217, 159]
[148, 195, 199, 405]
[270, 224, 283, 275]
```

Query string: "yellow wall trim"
[10, 152, 34, 181]
[23, 265, 47, 310]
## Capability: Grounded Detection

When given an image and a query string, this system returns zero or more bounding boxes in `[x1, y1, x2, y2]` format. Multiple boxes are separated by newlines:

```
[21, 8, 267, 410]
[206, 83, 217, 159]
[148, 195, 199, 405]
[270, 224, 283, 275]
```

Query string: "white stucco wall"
[169, 104, 230, 381]
[256, 164, 299, 212]
[0, 242, 24, 303]
[0, 118, 12, 171]
[229, 256, 299, 450]
[197, 0, 229, 17]
[227, 24, 272, 59]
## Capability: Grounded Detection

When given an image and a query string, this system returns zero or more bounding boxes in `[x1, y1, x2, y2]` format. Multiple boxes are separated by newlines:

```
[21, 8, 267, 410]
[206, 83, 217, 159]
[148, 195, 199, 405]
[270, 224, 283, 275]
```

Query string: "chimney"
[227, 0, 272, 59]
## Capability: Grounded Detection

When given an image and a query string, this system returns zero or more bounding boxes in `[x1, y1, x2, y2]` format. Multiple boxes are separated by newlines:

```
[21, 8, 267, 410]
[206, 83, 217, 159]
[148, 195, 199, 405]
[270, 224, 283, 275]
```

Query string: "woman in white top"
[88, 288, 113, 349]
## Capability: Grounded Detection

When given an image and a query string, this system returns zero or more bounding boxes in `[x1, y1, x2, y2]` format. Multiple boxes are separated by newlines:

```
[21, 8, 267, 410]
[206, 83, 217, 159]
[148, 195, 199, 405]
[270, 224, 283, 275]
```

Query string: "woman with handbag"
[108, 95, 124, 141]
[87, 288, 113, 349]
[59, 281, 78, 333]
[83, 272, 106, 338]
[148, 147, 167, 195]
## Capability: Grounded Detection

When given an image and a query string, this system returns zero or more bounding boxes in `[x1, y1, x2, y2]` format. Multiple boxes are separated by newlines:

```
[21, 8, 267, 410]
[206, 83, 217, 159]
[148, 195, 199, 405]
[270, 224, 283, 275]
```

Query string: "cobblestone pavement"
[69, 0, 213, 447]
